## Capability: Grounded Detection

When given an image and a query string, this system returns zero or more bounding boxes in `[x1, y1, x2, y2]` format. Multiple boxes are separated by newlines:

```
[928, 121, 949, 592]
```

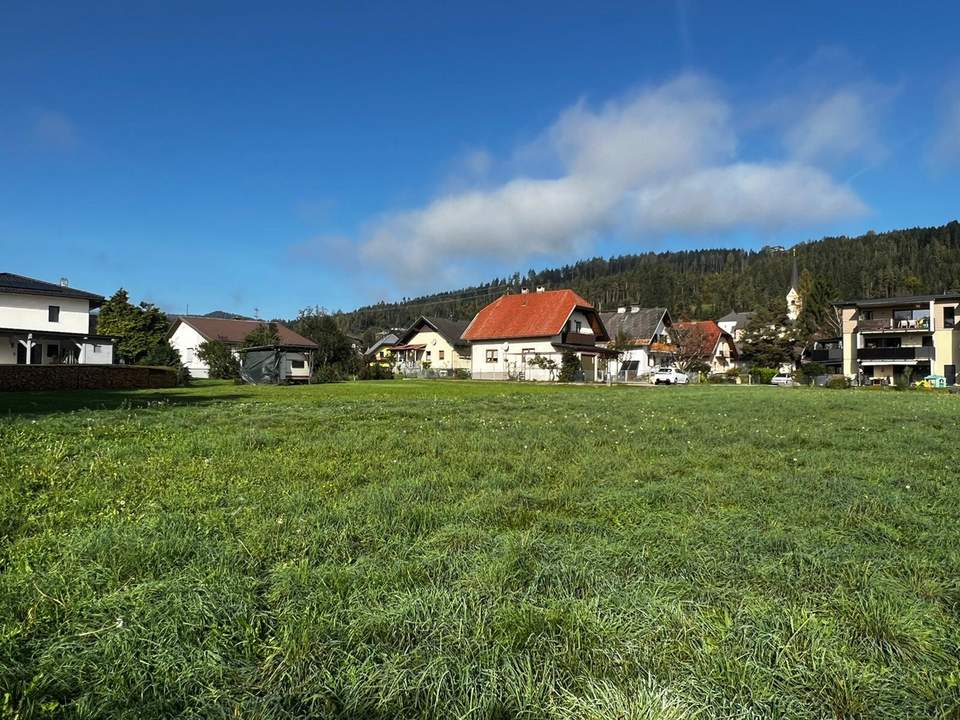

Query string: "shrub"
[196, 340, 241, 380]
[800, 362, 827, 381]
[707, 373, 733, 384]
[558, 351, 581, 382]
[312, 365, 343, 384]
[138, 341, 182, 367]
[175, 364, 192, 387]
[750, 367, 778, 385]
[358, 363, 393, 381]
[826, 375, 851, 390]
[453, 368, 470, 380]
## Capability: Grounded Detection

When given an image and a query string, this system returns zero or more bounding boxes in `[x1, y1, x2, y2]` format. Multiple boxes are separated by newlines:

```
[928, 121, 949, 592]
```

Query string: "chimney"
[520, 287, 529, 294]
[59, 277, 69, 287]
[617, 306, 626, 314]
[536, 286, 545, 293]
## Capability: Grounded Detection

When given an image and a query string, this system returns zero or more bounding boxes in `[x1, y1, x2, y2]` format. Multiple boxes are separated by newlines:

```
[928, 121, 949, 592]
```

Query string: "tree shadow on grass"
[0, 387, 251, 418]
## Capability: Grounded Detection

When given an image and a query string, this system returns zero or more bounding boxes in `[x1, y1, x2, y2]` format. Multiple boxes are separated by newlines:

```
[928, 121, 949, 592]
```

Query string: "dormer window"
[48, 305, 60, 322]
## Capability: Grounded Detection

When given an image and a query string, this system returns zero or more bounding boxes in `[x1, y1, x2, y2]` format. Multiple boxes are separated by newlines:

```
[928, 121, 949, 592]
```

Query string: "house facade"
[835, 294, 960, 385]
[600, 306, 675, 380]
[168, 316, 317, 380]
[0, 273, 114, 365]
[462, 288, 614, 381]
[391, 316, 471, 375]
[716, 311, 755, 343]
[365, 332, 400, 367]
[673, 320, 739, 374]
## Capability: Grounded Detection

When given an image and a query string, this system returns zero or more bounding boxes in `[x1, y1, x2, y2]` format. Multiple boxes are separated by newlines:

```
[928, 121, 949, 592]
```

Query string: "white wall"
[82, 341, 113, 364]
[283, 351, 311, 380]
[471, 337, 571, 381]
[401, 329, 471, 370]
[0, 292, 92, 334]
[566, 310, 595, 334]
[169, 322, 211, 378]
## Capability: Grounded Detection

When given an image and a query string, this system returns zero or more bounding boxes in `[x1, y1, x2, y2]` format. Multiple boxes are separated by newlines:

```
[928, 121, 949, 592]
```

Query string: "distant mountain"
[331, 221, 960, 334]
[203, 310, 254, 320]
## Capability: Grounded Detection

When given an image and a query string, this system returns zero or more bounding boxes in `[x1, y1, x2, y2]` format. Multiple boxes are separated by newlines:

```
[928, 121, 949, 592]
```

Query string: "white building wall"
[471, 337, 567, 381]
[0, 292, 92, 334]
[169, 322, 211, 378]
[402, 329, 471, 370]
[82, 341, 114, 364]
[566, 310, 595, 334]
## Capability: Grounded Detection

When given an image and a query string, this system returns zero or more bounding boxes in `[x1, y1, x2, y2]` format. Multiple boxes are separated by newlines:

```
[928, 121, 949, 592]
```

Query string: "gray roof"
[0, 272, 105, 305]
[397, 316, 471, 347]
[365, 333, 399, 356]
[600, 307, 668, 342]
[833, 293, 960, 308]
[717, 310, 755, 326]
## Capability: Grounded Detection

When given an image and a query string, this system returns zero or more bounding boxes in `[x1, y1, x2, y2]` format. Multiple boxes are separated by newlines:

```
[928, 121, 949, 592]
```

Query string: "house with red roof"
[461, 287, 615, 381]
[672, 320, 739, 374]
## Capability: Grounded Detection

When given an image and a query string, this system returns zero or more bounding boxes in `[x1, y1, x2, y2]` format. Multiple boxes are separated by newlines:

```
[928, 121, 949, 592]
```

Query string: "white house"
[0, 273, 114, 365]
[462, 288, 615, 381]
[391, 316, 471, 376]
[168, 316, 317, 380]
[600, 306, 675, 380]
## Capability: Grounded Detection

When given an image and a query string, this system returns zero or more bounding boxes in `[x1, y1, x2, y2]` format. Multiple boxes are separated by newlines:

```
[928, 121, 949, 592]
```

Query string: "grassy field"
[2, 380, 959, 719]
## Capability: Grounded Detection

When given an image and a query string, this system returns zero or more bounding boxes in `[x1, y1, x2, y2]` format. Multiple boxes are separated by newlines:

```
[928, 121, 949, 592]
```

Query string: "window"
[291, 359, 305, 369]
[425, 351, 431, 359]
[438, 350, 445, 360]
[922, 335, 933, 347]
[945, 307, 956, 328]
[485, 349, 498, 363]
[48, 305, 60, 322]
[575, 320, 582, 332]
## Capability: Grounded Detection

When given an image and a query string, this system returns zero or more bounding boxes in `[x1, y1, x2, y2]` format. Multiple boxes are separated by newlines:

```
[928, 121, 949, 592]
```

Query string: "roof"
[396, 316, 471, 347]
[0, 272, 105, 305]
[462, 289, 609, 341]
[717, 310, 755, 326]
[674, 320, 737, 358]
[833, 293, 960, 308]
[365, 333, 399, 356]
[600, 307, 668, 343]
[171, 316, 317, 348]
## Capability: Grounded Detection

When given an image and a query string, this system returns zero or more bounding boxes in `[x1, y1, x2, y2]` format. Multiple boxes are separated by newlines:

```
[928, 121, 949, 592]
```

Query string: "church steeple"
[786, 249, 802, 321]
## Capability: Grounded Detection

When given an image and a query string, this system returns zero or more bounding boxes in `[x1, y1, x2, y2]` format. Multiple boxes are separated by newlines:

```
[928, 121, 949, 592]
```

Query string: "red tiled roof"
[462, 289, 607, 341]
[173, 316, 318, 348]
[673, 320, 735, 357]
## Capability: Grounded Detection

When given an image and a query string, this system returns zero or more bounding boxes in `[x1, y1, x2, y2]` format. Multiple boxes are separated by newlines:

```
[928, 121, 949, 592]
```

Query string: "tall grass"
[1, 381, 959, 718]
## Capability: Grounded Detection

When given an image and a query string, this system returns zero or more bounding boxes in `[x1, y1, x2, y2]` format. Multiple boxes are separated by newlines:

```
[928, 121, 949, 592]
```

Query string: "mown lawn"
[1, 380, 959, 719]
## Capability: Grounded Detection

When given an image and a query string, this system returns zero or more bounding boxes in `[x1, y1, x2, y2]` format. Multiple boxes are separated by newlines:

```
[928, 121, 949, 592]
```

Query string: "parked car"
[770, 372, 795, 386]
[653, 367, 689, 385]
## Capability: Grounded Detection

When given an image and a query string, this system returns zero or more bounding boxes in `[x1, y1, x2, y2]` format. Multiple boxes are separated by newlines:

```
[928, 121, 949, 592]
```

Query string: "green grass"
[2, 380, 959, 719]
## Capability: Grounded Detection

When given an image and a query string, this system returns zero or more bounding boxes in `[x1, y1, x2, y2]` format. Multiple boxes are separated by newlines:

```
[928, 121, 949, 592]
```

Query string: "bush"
[826, 375, 851, 390]
[175, 364, 192, 387]
[312, 365, 344, 384]
[358, 363, 394, 381]
[453, 368, 470, 380]
[800, 362, 827, 381]
[750, 367, 778, 385]
[138, 341, 182, 368]
[558, 351, 581, 382]
[707, 373, 734, 384]
[196, 340, 241, 380]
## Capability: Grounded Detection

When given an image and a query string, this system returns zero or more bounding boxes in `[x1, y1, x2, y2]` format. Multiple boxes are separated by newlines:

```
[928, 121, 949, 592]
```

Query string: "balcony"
[858, 317, 932, 333]
[810, 348, 842, 363]
[857, 346, 934, 362]
[561, 331, 596, 346]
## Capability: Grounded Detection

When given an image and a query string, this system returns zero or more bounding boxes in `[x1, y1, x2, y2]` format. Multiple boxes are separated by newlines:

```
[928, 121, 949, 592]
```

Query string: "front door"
[30, 343, 42, 364]
[581, 354, 595, 382]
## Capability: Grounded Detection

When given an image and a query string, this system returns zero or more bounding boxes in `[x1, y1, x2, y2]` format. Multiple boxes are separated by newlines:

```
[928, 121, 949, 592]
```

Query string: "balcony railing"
[857, 346, 934, 361]
[858, 317, 932, 332]
[561, 331, 596, 346]
[810, 348, 842, 362]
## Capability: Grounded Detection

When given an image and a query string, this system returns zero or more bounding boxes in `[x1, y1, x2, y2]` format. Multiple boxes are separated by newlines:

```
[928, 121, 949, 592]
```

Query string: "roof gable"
[462, 289, 607, 341]
[600, 307, 668, 343]
[397, 316, 470, 346]
[674, 320, 737, 358]
[172, 316, 317, 348]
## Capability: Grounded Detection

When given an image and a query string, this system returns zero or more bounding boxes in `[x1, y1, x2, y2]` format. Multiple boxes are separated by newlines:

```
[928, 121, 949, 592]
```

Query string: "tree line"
[330, 221, 960, 335]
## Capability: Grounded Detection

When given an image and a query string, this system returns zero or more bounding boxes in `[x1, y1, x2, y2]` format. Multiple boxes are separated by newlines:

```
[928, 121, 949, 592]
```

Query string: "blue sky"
[2, 2, 958, 319]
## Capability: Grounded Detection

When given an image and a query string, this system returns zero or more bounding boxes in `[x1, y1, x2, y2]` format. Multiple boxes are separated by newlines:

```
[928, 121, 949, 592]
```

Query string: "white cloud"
[784, 90, 882, 163]
[335, 74, 868, 285]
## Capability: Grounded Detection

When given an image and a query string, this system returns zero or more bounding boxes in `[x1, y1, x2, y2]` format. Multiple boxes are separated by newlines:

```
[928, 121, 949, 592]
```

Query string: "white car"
[653, 367, 689, 385]
[770, 373, 795, 386]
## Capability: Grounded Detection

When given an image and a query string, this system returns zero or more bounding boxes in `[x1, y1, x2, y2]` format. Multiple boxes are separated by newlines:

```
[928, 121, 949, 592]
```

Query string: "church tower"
[786, 250, 803, 321]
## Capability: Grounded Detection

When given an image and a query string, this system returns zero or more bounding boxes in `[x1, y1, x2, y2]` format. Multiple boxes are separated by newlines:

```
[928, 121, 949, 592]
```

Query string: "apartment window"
[290, 359, 305, 369]
[575, 320, 582, 332]
[945, 307, 956, 328]
[485, 349, 498, 363]
[922, 335, 933, 347]
[438, 350, 445, 360]
[48, 305, 60, 322]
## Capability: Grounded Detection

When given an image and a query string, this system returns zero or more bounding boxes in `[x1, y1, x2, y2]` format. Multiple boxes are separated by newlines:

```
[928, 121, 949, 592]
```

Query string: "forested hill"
[334, 221, 960, 335]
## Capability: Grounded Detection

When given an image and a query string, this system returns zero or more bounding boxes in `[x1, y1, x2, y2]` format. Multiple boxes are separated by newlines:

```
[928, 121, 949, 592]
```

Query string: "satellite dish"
[502, 342, 509, 351]
[432, 338, 437, 345]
